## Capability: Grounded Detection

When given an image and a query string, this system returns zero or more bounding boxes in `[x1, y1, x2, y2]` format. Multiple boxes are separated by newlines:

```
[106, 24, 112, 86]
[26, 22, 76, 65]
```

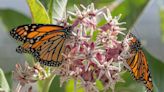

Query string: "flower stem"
[15, 82, 23, 92]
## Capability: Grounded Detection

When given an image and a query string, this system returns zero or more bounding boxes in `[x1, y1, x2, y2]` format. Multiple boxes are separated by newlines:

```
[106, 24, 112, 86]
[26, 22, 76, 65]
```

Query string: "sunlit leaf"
[37, 75, 55, 92]
[66, 79, 84, 92]
[0, 68, 10, 92]
[5, 72, 12, 90]
[92, 30, 99, 41]
[160, 9, 164, 42]
[96, 80, 104, 91]
[27, 0, 50, 23]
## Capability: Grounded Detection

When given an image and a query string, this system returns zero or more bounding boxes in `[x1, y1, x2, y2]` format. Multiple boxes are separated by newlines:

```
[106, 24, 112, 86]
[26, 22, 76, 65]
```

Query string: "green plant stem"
[160, 9, 164, 42]
[48, 0, 53, 23]
[37, 75, 56, 92]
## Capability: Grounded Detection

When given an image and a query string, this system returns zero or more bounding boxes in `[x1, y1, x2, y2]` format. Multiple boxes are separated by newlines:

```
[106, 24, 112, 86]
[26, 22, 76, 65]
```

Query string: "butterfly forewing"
[10, 24, 71, 66]
[10, 24, 64, 42]
[126, 33, 153, 92]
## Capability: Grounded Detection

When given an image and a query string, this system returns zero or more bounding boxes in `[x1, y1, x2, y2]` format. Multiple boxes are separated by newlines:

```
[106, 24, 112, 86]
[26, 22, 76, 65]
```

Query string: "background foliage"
[0, 0, 164, 92]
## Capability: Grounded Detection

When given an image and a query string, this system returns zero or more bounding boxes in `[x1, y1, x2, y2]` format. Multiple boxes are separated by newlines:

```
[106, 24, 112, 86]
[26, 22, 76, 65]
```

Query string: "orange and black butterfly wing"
[10, 24, 65, 53]
[35, 33, 67, 66]
[10, 24, 64, 43]
[139, 50, 153, 92]
[10, 24, 69, 66]
[126, 51, 153, 92]
[126, 33, 153, 92]
[127, 51, 142, 80]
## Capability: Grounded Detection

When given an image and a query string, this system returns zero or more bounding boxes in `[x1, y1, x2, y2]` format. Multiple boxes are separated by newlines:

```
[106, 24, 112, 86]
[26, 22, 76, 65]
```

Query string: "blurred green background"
[0, 0, 164, 92]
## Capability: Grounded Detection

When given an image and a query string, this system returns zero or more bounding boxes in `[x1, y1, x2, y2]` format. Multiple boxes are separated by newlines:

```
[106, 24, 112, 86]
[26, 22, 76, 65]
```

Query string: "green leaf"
[49, 76, 65, 92]
[115, 72, 145, 92]
[95, 80, 104, 91]
[27, 0, 50, 24]
[39, 0, 51, 9]
[0, 9, 31, 30]
[0, 68, 10, 92]
[37, 75, 56, 92]
[65, 79, 84, 92]
[47, 0, 68, 23]
[160, 9, 164, 42]
[5, 72, 13, 90]
[92, 30, 99, 41]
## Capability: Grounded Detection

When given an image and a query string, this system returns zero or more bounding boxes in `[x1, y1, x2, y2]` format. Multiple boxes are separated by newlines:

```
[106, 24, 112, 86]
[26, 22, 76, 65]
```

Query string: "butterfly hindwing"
[10, 24, 70, 66]
[37, 35, 66, 66]
[140, 51, 153, 91]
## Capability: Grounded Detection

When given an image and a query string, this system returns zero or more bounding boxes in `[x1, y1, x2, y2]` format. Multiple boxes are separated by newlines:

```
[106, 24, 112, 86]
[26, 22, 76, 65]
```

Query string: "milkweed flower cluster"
[53, 3, 128, 92]
[14, 63, 48, 92]
[13, 3, 131, 92]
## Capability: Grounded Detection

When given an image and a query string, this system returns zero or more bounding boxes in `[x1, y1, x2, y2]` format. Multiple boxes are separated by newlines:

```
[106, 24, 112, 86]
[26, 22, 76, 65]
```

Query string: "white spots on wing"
[24, 32, 27, 35]
[29, 44, 32, 47]
[23, 37, 26, 40]
[32, 26, 36, 28]
[31, 29, 34, 31]
[24, 26, 28, 30]
[36, 36, 41, 42]
[30, 39, 34, 43]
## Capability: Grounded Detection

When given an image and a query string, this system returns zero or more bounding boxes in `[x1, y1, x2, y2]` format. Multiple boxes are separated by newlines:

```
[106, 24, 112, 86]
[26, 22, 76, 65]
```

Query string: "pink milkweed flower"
[105, 43, 123, 61]
[52, 3, 128, 92]
[13, 3, 130, 92]
[14, 63, 47, 92]
[14, 63, 38, 86]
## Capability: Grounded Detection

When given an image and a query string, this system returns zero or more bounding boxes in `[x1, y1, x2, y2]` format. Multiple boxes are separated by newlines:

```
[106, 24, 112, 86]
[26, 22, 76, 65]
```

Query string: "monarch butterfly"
[126, 33, 153, 92]
[10, 24, 72, 66]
